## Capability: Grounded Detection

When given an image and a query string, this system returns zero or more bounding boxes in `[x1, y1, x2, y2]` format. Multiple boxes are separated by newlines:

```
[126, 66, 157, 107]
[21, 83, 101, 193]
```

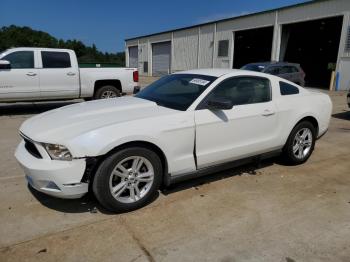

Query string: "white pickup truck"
[0, 47, 139, 102]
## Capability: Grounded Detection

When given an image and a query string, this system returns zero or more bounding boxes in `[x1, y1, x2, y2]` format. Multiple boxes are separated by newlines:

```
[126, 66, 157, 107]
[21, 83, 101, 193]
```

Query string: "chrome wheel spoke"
[116, 164, 128, 174]
[112, 170, 128, 179]
[112, 181, 127, 197]
[293, 143, 299, 153]
[300, 130, 307, 139]
[134, 185, 141, 198]
[130, 187, 136, 201]
[298, 146, 304, 158]
[137, 172, 154, 182]
[304, 140, 312, 146]
[132, 157, 144, 172]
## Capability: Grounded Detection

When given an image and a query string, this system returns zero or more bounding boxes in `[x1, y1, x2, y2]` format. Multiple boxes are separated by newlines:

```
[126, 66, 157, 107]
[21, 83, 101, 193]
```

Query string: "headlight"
[44, 143, 72, 161]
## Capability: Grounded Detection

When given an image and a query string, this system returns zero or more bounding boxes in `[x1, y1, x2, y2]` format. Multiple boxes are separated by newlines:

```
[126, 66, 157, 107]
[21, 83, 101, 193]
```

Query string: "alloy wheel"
[101, 90, 117, 99]
[292, 127, 313, 159]
[109, 156, 154, 203]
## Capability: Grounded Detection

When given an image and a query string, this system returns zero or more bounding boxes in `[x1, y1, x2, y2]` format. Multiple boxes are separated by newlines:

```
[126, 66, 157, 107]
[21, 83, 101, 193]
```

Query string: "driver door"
[0, 50, 40, 101]
[194, 76, 279, 169]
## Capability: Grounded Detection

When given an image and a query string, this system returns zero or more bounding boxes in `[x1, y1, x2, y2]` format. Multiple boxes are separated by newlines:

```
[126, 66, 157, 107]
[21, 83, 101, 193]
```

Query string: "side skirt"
[164, 149, 281, 186]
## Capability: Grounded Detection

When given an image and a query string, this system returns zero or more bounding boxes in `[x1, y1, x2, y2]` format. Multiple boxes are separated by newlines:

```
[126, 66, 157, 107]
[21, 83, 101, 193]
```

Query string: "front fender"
[68, 127, 168, 158]
[65, 111, 196, 175]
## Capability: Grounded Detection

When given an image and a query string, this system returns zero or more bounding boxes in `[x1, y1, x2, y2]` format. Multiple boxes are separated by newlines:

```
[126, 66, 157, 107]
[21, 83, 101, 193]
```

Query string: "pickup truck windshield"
[135, 74, 217, 111]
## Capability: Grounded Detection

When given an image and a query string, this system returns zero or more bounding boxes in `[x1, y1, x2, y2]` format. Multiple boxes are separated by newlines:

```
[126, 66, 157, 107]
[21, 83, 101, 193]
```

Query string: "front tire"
[92, 147, 162, 212]
[283, 121, 316, 164]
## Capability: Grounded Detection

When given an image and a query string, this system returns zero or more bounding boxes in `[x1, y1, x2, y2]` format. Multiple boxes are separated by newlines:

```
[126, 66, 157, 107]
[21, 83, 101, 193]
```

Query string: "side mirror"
[206, 97, 233, 110]
[0, 60, 11, 69]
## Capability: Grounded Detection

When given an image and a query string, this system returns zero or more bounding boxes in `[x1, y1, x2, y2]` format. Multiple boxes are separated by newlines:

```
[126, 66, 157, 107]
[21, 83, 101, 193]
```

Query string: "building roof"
[125, 0, 326, 41]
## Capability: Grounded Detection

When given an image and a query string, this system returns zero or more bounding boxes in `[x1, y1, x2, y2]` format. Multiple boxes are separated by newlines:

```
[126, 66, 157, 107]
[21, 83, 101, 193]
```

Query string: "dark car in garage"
[241, 62, 306, 86]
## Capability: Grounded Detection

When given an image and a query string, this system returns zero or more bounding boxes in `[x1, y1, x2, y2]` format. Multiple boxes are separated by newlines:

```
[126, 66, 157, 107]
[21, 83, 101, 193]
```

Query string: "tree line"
[0, 25, 125, 66]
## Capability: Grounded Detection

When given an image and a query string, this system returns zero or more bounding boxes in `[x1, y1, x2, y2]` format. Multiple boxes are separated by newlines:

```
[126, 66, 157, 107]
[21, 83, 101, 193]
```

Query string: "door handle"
[67, 72, 76, 76]
[262, 109, 275, 116]
[26, 72, 37, 76]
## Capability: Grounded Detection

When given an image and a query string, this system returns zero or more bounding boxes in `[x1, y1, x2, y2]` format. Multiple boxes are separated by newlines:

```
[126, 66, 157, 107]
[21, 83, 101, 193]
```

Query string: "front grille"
[23, 138, 42, 159]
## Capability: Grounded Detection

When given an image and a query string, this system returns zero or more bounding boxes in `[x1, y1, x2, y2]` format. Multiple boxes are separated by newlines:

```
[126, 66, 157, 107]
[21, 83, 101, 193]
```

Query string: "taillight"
[133, 71, 139, 82]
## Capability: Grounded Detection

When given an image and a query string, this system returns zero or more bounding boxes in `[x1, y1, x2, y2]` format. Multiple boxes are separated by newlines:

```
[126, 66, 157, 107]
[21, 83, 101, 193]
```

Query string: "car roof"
[174, 68, 279, 78]
[1, 47, 73, 52]
[175, 68, 243, 77]
[245, 61, 300, 67]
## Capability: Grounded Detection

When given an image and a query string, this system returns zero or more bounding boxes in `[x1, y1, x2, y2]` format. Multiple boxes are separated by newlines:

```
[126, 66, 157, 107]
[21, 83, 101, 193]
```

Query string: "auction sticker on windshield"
[190, 78, 210, 86]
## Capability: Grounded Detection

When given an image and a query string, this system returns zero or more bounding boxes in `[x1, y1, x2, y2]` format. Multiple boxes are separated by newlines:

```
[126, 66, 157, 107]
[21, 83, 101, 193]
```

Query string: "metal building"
[125, 0, 350, 90]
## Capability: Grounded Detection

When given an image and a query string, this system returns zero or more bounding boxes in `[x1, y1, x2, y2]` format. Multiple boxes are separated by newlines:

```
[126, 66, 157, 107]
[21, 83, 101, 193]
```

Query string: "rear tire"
[92, 147, 162, 212]
[94, 85, 120, 100]
[282, 121, 316, 165]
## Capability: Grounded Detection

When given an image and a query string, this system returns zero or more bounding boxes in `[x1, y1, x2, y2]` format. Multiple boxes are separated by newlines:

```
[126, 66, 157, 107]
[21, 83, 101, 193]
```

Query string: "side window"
[280, 66, 297, 74]
[265, 67, 280, 75]
[218, 40, 229, 57]
[280, 81, 299, 95]
[279, 66, 290, 74]
[2, 51, 34, 69]
[208, 77, 271, 106]
[41, 51, 71, 68]
[290, 66, 299, 73]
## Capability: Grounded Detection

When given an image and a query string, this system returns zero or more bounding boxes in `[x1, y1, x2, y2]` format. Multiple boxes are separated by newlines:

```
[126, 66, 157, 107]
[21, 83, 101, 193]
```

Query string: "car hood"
[20, 96, 176, 143]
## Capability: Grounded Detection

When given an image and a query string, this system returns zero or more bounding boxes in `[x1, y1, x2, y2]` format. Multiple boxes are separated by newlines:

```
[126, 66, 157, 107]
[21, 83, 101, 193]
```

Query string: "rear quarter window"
[280, 81, 300, 95]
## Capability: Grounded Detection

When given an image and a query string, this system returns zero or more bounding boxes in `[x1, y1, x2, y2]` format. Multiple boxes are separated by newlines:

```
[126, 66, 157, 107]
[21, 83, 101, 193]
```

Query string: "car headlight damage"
[44, 143, 72, 161]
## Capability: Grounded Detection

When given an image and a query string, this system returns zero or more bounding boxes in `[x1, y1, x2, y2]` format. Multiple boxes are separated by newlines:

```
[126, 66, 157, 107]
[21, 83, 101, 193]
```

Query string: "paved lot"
[0, 81, 349, 262]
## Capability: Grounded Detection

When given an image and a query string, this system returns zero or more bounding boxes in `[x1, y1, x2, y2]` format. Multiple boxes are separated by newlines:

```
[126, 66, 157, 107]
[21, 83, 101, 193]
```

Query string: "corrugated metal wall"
[138, 39, 148, 75]
[214, 29, 232, 68]
[199, 24, 214, 68]
[278, 0, 350, 24]
[172, 28, 199, 71]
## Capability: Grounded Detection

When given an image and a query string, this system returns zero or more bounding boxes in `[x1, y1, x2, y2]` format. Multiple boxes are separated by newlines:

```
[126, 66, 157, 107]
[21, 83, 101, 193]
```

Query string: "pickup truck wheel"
[283, 121, 316, 165]
[92, 147, 162, 212]
[94, 85, 120, 99]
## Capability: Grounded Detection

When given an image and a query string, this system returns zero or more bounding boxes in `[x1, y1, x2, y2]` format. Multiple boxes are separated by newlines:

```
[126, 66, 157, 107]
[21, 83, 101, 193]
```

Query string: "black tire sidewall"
[92, 147, 162, 212]
[94, 85, 120, 99]
[284, 121, 316, 164]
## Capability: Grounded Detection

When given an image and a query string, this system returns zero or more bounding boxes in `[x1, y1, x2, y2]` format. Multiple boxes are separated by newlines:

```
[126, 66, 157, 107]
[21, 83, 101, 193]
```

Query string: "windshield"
[135, 74, 217, 111]
[241, 64, 265, 72]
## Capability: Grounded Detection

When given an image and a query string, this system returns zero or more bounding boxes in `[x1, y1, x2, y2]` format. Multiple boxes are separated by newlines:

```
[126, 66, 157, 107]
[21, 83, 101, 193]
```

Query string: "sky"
[1, 0, 310, 53]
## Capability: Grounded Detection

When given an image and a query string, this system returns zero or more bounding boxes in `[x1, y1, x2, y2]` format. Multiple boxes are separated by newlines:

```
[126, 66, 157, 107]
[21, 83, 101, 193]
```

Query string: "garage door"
[152, 41, 171, 76]
[233, 26, 274, 69]
[281, 16, 343, 88]
[128, 46, 138, 69]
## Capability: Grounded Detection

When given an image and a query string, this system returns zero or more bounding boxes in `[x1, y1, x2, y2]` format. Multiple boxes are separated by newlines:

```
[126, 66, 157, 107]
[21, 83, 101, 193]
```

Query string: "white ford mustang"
[15, 69, 332, 212]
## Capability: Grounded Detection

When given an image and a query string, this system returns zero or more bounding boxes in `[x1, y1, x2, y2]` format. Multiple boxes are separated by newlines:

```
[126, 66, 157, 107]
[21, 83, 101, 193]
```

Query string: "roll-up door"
[128, 46, 138, 68]
[152, 41, 171, 76]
